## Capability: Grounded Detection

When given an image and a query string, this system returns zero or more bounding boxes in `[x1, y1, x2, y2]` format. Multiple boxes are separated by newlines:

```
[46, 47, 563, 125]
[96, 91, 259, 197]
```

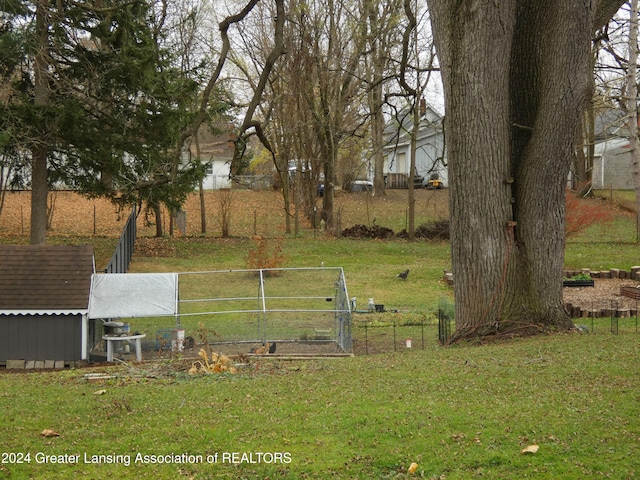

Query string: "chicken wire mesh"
[174, 267, 352, 355]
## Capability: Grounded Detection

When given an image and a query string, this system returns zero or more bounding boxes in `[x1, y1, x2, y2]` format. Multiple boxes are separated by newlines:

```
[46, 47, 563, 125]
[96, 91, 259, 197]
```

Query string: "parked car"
[318, 180, 374, 196]
[425, 174, 445, 189]
[349, 180, 373, 192]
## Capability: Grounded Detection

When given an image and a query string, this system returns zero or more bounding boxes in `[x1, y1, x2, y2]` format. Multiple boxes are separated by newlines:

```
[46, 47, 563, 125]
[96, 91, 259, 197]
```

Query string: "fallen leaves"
[521, 444, 539, 454]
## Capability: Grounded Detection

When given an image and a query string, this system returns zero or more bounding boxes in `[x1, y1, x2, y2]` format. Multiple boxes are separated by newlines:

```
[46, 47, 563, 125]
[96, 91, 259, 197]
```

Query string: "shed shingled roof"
[0, 245, 94, 310]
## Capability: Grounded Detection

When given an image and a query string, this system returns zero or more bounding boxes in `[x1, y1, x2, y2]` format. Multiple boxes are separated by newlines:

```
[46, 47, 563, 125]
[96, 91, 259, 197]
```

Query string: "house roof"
[383, 103, 444, 148]
[0, 245, 95, 311]
[191, 124, 236, 159]
[594, 109, 627, 141]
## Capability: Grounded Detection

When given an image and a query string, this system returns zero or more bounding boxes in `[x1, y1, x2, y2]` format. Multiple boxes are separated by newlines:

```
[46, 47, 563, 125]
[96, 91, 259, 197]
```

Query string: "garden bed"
[563, 277, 640, 318]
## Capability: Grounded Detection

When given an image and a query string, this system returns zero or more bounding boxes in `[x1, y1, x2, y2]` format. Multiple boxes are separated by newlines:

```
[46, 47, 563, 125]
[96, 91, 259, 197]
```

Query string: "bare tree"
[230, 0, 371, 233]
[394, 0, 437, 240]
[428, 0, 625, 342]
[628, 0, 640, 230]
[295, 0, 368, 232]
[228, 0, 299, 234]
[361, 0, 405, 196]
[577, 5, 635, 193]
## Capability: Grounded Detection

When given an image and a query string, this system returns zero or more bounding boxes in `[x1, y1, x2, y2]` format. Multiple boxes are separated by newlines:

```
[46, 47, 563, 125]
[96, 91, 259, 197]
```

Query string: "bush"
[565, 194, 614, 237]
[245, 236, 285, 270]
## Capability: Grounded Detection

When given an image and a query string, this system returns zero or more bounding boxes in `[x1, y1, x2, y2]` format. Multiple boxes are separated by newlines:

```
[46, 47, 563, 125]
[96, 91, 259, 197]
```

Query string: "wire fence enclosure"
[351, 294, 640, 354]
[351, 319, 441, 355]
[570, 299, 640, 335]
[127, 267, 353, 357]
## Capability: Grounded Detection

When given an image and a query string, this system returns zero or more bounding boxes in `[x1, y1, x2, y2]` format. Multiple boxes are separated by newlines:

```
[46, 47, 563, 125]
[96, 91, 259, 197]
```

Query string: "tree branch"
[232, 0, 286, 168]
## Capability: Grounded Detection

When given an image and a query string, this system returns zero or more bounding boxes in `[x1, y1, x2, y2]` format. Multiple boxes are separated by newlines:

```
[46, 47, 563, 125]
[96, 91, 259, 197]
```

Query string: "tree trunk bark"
[428, 0, 623, 341]
[371, 87, 386, 197]
[30, 147, 48, 245]
[408, 102, 419, 241]
[30, 1, 50, 245]
[322, 150, 336, 232]
[153, 202, 163, 237]
[195, 129, 207, 234]
[628, 0, 640, 239]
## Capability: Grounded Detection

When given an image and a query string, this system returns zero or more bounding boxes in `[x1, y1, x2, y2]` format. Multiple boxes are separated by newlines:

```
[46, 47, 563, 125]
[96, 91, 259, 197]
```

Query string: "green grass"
[131, 237, 453, 314]
[1, 334, 639, 479]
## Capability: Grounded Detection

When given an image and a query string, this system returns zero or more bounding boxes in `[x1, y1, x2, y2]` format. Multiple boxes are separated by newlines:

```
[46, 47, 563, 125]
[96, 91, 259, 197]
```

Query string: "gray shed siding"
[592, 152, 635, 190]
[0, 314, 82, 362]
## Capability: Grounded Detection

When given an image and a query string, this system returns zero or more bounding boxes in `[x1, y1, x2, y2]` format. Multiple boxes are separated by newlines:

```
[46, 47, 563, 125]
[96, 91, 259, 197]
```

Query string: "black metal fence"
[104, 207, 136, 273]
[349, 299, 454, 354]
[572, 299, 640, 334]
[352, 319, 442, 355]
[351, 295, 640, 354]
[438, 298, 455, 345]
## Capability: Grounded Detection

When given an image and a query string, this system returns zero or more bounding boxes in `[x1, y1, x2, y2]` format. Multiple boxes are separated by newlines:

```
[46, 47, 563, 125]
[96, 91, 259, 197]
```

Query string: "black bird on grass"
[269, 342, 277, 354]
[397, 269, 410, 280]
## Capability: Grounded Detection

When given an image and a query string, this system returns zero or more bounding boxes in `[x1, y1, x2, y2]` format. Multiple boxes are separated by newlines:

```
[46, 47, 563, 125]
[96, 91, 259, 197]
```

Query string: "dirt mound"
[398, 220, 450, 240]
[343, 219, 450, 240]
[341, 224, 395, 239]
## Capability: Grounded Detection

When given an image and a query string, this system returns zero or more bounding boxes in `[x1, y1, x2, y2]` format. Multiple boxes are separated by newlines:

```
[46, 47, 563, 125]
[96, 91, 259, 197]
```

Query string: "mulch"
[563, 278, 640, 317]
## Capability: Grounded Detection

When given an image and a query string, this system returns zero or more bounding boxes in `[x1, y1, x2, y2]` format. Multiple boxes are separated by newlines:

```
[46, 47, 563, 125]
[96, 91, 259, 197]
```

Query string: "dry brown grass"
[0, 188, 450, 238]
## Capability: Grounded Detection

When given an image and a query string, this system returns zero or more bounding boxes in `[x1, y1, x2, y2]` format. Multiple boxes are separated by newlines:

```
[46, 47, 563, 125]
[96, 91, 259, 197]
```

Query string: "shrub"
[245, 236, 285, 270]
[565, 193, 614, 237]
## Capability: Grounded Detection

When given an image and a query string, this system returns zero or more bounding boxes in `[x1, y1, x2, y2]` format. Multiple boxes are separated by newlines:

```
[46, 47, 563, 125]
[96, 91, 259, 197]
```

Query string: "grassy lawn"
[1, 190, 640, 478]
[1, 334, 638, 479]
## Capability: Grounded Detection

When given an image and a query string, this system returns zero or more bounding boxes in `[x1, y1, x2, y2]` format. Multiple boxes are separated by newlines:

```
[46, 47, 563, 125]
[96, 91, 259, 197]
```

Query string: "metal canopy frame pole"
[258, 270, 267, 342]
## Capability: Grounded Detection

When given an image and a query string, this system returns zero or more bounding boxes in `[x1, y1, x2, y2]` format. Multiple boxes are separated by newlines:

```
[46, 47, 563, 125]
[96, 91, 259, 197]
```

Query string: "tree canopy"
[0, 0, 221, 240]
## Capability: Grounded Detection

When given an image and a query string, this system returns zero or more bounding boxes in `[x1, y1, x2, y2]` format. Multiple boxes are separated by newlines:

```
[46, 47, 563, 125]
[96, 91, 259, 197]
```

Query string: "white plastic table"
[102, 334, 146, 362]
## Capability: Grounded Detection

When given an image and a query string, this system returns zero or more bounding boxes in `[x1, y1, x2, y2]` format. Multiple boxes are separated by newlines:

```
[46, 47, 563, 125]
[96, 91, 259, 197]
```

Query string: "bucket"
[406, 338, 412, 349]
[172, 329, 185, 352]
[156, 329, 172, 350]
[375, 304, 384, 313]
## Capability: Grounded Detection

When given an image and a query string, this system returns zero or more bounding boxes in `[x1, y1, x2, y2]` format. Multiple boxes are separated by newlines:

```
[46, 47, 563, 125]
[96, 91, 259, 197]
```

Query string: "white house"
[192, 124, 234, 190]
[382, 101, 447, 188]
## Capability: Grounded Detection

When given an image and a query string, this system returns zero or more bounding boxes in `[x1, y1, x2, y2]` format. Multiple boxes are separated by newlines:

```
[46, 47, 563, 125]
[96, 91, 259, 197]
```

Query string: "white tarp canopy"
[88, 273, 178, 319]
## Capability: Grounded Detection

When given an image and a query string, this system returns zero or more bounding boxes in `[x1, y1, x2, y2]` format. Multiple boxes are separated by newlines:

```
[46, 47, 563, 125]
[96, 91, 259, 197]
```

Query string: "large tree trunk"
[428, 0, 624, 341]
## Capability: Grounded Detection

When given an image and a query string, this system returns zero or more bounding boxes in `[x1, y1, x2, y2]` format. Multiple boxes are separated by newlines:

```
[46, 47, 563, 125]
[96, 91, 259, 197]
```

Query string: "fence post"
[364, 322, 369, 355]
[393, 321, 396, 352]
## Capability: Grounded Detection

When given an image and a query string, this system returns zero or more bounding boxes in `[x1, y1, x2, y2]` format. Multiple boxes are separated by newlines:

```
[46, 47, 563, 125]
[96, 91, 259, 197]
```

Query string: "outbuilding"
[0, 245, 95, 367]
